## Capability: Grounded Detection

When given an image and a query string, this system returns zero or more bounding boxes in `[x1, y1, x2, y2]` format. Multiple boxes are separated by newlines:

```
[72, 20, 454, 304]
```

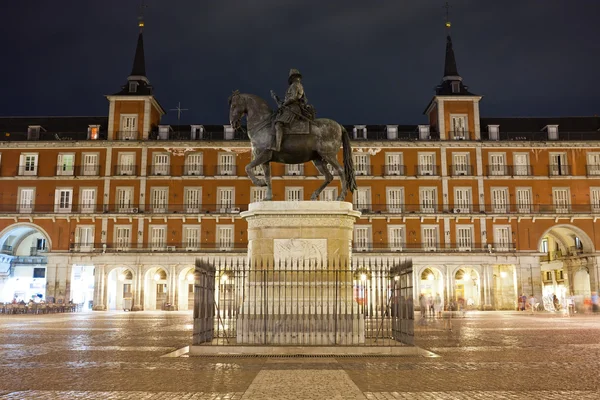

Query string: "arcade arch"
[106, 267, 135, 311]
[453, 267, 481, 308]
[538, 225, 594, 299]
[0, 223, 51, 303]
[418, 266, 444, 300]
[178, 267, 195, 311]
[144, 267, 169, 310]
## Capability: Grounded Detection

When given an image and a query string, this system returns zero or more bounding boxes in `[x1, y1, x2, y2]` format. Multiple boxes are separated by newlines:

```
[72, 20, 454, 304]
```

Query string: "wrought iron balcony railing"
[116, 131, 140, 140]
[75, 165, 102, 176]
[586, 165, 600, 176]
[383, 164, 406, 176]
[548, 165, 571, 176]
[148, 165, 171, 176]
[447, 131, 471, 141]
[486, 165, 534, 177]
[112, 165, 138, 176]
[69, 242, 248, 253]
[449, 165, 474, 176]
[353, 242, 516, 253]
[415, 165, 439, 177]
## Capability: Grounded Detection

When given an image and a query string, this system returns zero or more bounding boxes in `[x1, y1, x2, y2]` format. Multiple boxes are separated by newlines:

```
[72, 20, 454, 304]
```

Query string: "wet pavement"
[0, 311, 599, 399]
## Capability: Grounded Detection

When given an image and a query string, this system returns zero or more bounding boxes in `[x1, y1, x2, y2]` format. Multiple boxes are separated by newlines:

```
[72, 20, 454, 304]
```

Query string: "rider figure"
[272, 68, 306, 152]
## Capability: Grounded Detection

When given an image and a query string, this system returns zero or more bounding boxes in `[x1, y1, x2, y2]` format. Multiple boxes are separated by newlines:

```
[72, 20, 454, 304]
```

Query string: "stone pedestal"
[238, 201, 362, 345]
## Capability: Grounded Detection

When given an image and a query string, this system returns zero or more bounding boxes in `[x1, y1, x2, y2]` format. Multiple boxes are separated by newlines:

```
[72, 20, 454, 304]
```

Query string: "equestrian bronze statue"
[229, 70, 356, 202]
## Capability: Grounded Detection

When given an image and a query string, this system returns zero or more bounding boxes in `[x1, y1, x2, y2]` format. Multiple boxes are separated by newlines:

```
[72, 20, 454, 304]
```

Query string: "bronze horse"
[229, 91, 356, 201]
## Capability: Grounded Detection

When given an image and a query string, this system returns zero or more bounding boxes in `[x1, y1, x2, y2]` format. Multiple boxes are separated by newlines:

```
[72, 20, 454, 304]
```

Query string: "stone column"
[168, 264, 177, 310]
[92, 264, 107, 311]
[132, 264, 144, 311]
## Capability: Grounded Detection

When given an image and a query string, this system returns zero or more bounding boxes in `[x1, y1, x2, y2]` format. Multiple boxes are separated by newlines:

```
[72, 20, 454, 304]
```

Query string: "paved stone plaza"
[0, 311, 599, 399]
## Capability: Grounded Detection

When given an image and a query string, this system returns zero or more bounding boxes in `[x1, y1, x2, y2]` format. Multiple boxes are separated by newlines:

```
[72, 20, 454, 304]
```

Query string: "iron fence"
[193, 258, 413, 347]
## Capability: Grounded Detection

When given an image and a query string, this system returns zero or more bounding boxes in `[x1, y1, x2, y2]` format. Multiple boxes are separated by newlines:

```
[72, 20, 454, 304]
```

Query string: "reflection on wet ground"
[0, 311, 599, 399]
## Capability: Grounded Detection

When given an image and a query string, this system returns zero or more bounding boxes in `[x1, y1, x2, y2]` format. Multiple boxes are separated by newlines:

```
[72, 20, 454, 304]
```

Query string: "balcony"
[486, 165, 533, 177]
[183, 165, 204, 176]
[448, 131, 471, 141]
[353, 204, 440, 214]
[548, 165, 571, 176]
[76, 165, 102, 176]
[415, 165, 439, 177]
[112, 165, 137, 176]
[383, 165, 406, 176]
[116, 131, 140, 140]
[16, 166, 38, 176]
[149, 130, 248, 141]
[102, 203, 249, 214]
[0, 131, 107, 142]
[449, 165, 474, 176]
[354, 165, 373, 177]
[148, 165, 171, 176]
[586, 165, 600, 176]
[284, 165, 305, 176]
[481, 131, 600, 141]
[352, 242, 516, 253]
[213, 165, 237, 176]
[69, 242, 248, 253]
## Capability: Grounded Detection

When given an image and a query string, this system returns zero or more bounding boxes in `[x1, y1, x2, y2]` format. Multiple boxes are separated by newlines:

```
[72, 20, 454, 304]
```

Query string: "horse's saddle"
[287, 119, 310, 135]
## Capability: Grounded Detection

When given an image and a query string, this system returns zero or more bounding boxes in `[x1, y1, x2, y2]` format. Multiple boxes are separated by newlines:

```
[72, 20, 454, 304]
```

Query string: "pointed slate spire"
[129, 32, 147, 78]
[443, 35, 459, 78]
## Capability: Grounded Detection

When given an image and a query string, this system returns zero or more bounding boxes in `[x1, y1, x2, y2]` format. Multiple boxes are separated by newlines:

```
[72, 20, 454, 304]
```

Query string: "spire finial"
[444, 1, 452, 32]
[138, 0, 148, 32]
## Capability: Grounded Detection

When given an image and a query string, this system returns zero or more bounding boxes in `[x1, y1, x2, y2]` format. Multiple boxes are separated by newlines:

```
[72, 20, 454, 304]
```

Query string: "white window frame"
[418, 152, 436, 176]
[285, 187, 304, 201]
[388, 225, 405, 251]
[150, 187, 169, 213]
[552, 187, 571, 213]
[385, 152, 403, 176]
[218, 152, 236, 176]
[516, 187, 532, 213]
[183, 187, 202, 213]
[453, 187, 472, 213]
[114, 225, 132, 250]
[419, 187, 437, 212]
[549, 152, 568, 176]
[353, 225, 372, 252]
[183, 225, 201, 251]
[117, 153, 136, 176]
[190, 125, 204, 140]
[421, 225, 439, 251]
[18, 187, 35, 213]
[449, 114, 468, 140]
[87, 125, 100, 140]
[82, 152, 100, 176]
[452, 153, 470, 176]
[590, 187, 600, 212]
[491, 187, 509, 213]
[79, 188, 97, 213]
[251, 187, 267, 203]
[489, 153, 507, 176]
[56, 153, 75, 176]
[285, 163, 304, 176]
[386, 187, 404, 213]
[587, 153, 600, 176]
[456, 225, 474, 251]
[54, 188, 73, 213]
[20, 153, 39, 176]
[353, 154, 370, 176]
[157, 125, 170, 140]
[353, 187, 371, 212]
[217, 187, 235, 212]
[150, 225, 167, 251]
[319, 187, 338, 201]
[120, 114, 138, 140]
[217, 225, 234, 251]
[512, 152, 530, 176]
[493, 225, 512, 251]
[185, 152, 203, 176]
[75, 225, 95, 251]
[152, 153, 170, 176]
[115, 187, 135, 213]
[27, 126, 41, 140]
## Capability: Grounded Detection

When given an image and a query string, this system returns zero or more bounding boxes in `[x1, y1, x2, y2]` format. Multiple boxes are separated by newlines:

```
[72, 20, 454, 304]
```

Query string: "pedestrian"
[519, 293, 527, 311]
[418, 294, 428, 326]
[458, 297, 466, 317]
[428, 295, 434, 318]
[443, 304, 453, 331]
[529, 294, 536, 314]
[592, 292, 599, 313]
[434, 293, 443, 319]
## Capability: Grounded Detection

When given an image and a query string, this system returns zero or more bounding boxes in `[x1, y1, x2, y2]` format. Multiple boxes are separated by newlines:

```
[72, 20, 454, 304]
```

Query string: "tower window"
[129, 81, 138, 93]
[451, 81, 460, 93]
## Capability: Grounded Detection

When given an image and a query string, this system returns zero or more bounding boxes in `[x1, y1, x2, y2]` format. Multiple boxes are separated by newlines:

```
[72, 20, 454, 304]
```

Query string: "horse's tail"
[341, 125, 357, 193]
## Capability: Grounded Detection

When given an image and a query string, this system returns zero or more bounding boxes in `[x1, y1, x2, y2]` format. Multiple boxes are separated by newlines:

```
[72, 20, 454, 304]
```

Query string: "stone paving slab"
[364, 391, 600, 399]
[240, 370, 366, 400]
[0, 391, 245, 399]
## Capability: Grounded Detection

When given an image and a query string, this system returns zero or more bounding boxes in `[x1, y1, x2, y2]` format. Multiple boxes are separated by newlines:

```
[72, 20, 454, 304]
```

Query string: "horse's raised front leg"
[262, 162, 273, 201]
[245, 150, 272, 187]
[310, 158, 333, 200]
[321, 154, 347, 200]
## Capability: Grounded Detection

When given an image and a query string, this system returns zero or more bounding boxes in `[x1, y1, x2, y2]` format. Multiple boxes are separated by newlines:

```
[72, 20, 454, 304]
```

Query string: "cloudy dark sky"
[0, 1, 598, 125]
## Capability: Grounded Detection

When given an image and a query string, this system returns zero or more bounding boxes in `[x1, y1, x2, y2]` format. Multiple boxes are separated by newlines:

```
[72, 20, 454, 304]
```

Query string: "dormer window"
[158, 125, 171, 140]
[88, 125, 100, 140]
[545, 125, 559, 141]
[191, 125, 204, 140]
[353, 125, 367, 140]
[451, 81, 460, 93]
[387, 125, 398, 140]
[128, 81, 138, 93]
[27, 126, 41, 140]
[224, 125, 234, 140]
[488, 125, 500, 141]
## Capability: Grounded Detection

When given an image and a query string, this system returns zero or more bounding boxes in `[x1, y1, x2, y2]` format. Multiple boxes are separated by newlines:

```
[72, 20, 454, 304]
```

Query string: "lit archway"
[0, 223, 52, 303]
[106, 267, 135, 311]
[178, 267, 195, 311]
[454, 267, 481, 308]
[144, 267, 168, 311]
[418, 266, 444, 299]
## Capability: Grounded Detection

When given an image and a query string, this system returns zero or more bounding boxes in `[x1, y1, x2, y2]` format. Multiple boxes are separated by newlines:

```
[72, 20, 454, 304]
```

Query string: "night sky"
[0, 1, 598, 125]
